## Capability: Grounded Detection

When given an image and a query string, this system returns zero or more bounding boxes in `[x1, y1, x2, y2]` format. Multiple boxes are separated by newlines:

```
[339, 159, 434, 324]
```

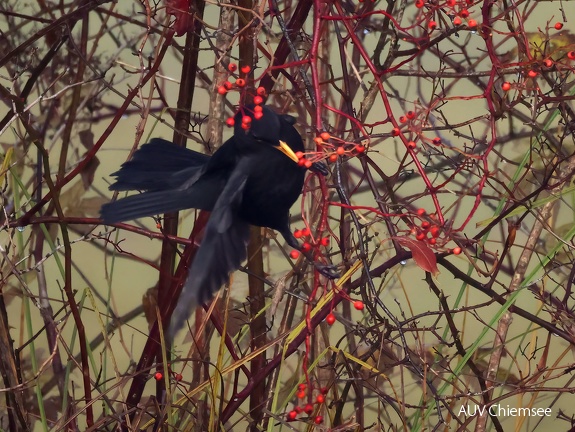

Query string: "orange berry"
[406, 110, 415, 119]
[468, 19, 477, 28]
[407, 141, 416, 149]
[329, 154, 338, 162]
[353, 300, 364, 311]
[527, 70, 537, 78]
[320, 132, 331, 141]
[217, 86, 227, 95]
[453, 16, 462, 26]
[336, 146, 345, 155]
[452, 247, 462, 255]
[355, 144, 366, 153]
[501, 82, 511, 91]
[543, 59, 553, 68]
[430, 226, 440, 238]
[304, 160, 312, 168]
[298, 383, 307, 391]
[326, 313, 336, 325]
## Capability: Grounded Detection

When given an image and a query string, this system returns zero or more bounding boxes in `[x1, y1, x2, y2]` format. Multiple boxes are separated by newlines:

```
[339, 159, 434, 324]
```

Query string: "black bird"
[101, 106, 334, 334]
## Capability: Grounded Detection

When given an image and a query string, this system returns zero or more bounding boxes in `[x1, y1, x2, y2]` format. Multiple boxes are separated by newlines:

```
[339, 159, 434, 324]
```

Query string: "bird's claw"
[314, 263, 339, 279]
[310, 162, 329, 176]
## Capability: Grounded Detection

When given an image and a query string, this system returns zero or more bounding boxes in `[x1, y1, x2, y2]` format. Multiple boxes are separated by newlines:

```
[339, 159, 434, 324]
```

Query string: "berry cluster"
[286, 384, 328, 424]
[410, 208, 462, 255]
[418, 0, 478, 30]
[289, 227, 330, 260]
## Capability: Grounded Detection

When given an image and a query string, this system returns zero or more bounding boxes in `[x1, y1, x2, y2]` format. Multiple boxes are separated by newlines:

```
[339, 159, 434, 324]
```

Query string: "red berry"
[452, 247, 462, 255]
[223, 81, 232, 90]
[302, 228, 311, 236]
[353, 300, 364, 311]
[302, 242, 312, 252]
[225, 117, 235, 127]
[543, 58, 553, 68]
[254, 105, 263, 112]
[416, 232, 426, 241]
[175, 373, 183, 381]
[298, 158, 306, 166]
[316, 394, 325, 404]
[460, 9, 469, 18]
[399, 116, 407, 123]
[447, 0, 455, 6]
[407, 141, 416, 149]
[242, 115, 252, 124]
[298, 383, 307, 391]
[314, 415, 324, 424]
[304, 160, 312, 168]
[430, 226, 440, 238]
[297, 390, 306, 399]
[355, 144, 366, 153]
[253, 95, 263, 105]
[241, 65, 251, 74]
[304, 403, 314, 414]
[415, 0, 424, 8]
[294, 229, 303, 238]
[254, 111, 263, 120]
[329, 154, 338, 162]
[290, 250, 300, 259]
[320, 132, 331, 141]
[336, 146, 345, 155]
[320, 237, 330, 246]
[287, 410, 298, 421]
[432, 137, 441, 145]
[453, 16, 462, 26]
[421, 221, 430, 229]
[256, 86, 266, 96]
[428, 237, 437, 245]
[417, 208, 426, 216]
[320, 387, 329, 394]
[228, 63, 237, 72]
[295, 151, 304, 159]
[406, 110, 415, 119]
[217, 86, 227, 95]
[428, 20, 437, 30]
[235, 78, 246, 87]
[501, 81, 511, 91]
[527, 70, 537, 78]
[568, 51, 575, 60]
[467, 19, 477, 28]
[326, 313, 336, 325]
[392, 127, 401, 136]
[154, 372, 163, 381]
[241, 122, 250, 130]
[555, 22, 563, 30]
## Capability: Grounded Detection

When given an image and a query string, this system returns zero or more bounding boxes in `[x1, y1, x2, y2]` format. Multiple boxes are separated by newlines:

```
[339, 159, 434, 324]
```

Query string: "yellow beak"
[276, 140, 300, 163]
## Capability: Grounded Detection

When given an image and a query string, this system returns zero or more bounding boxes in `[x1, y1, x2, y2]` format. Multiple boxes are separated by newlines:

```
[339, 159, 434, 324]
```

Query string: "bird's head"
[233, 105, 304, 163]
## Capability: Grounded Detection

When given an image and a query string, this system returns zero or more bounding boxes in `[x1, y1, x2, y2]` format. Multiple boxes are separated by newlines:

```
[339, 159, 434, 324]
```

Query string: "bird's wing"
[170, 167, 251, 335]
[109, 138, 209, 191]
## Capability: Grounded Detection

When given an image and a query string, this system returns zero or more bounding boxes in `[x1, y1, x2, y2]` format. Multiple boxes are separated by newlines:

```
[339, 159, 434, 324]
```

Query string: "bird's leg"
[280, 228, 339, 279]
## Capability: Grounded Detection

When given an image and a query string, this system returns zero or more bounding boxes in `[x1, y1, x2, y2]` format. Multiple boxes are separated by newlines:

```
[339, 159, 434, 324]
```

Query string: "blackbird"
[101, 105, 334, 334]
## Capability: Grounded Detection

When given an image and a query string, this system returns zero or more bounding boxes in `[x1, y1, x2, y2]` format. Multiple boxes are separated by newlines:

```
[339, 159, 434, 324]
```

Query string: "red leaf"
[393, 236, 439, 276]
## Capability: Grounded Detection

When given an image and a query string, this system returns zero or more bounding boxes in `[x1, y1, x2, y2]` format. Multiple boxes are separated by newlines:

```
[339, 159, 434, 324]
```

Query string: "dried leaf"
[393, 236, 439, 276]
